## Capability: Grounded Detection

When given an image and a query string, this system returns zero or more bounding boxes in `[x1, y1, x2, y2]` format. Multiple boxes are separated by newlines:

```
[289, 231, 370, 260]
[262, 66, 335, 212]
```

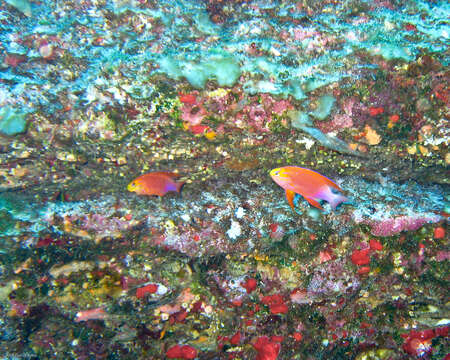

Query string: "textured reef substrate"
[0, 0, 449, 359]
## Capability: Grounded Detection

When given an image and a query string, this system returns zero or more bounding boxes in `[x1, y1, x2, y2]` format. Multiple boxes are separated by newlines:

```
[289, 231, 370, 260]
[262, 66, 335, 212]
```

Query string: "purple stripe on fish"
[315, 186, 348, 210]
[164, 182, 177, 192]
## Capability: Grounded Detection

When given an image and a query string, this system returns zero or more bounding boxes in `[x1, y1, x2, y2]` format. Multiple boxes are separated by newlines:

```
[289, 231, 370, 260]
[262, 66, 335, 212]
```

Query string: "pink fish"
[270, 166, 347, 211]
[75, 307, 108, 322]
[127, 171, 184, 197]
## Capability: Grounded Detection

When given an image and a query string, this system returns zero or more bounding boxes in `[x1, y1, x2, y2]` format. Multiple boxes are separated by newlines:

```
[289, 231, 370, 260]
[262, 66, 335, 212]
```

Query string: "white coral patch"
[226, 220, 241, 239]
[156, 284, 168, 296]
[235, 207, 245, 219]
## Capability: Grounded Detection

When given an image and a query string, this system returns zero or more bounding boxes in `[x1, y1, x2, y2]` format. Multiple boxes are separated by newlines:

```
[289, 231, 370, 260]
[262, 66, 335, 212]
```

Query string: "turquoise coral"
[4, 0, 32, 17]
[0, 106, 28, 136]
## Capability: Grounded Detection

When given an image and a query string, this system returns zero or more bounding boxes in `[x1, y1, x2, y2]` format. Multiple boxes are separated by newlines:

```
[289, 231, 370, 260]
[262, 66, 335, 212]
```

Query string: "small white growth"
[384, 19, 395, 31]
[423, 136, 448, 146]
[236, 23, 249, 35]
[156, 284, 168, 296]
[235, 207, 245, 219]
[249, 25, 262, 35]
[107, 86, 126, 104]
[227, 220, 241, 239]
[345, 31, 358, 42]
[0, 87, 10, 104]
[436, 319, 450, 326]
[180, 214, 191, 222]
[84, 85, 98, 103]
[296, 137, 315, 150]
[270, 47, 281, 57]
[255, 80, 278, 92]
[327, 131, 338, 138]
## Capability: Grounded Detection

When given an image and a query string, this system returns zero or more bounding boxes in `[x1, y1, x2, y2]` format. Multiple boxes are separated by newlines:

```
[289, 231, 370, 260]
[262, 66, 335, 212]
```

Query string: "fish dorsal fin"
[304, 196, 324, 210]
[316, 172, 342, 192]
[322, 178, 342, 192]
[152, 171, 181, 178]
[297, 167, 342, 192]
[285, 189, 296, 210]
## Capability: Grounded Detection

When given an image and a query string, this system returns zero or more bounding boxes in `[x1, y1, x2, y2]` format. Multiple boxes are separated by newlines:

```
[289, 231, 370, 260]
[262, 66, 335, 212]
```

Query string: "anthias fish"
[270, 166, 347, 211]
[127, 171, 184, 197]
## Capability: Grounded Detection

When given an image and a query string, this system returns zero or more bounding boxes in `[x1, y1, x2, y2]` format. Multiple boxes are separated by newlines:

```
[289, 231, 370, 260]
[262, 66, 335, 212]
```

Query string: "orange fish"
[127, 171, 185, 196]
[178, 93, 197, 105]
[75, 307, 108, 322]
[270, 166, 347, 211]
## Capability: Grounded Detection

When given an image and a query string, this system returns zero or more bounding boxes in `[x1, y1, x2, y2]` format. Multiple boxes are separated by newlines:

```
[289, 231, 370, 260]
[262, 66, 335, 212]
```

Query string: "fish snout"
[127, 181, 135, 192]
[270, 168, 281, 178]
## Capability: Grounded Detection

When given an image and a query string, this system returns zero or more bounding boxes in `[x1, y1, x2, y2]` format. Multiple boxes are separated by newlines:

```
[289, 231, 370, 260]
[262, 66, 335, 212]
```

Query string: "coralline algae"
[369, 214, 442, 237]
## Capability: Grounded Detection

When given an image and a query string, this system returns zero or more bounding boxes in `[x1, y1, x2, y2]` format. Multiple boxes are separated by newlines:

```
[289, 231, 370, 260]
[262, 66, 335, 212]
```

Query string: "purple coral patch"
[369, 214, 441, 237]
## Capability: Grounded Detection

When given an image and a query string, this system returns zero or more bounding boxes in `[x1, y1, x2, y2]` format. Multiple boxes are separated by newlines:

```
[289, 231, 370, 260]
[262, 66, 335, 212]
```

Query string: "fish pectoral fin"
[304, 196, 324, 210]
[285, 189, 296, 209]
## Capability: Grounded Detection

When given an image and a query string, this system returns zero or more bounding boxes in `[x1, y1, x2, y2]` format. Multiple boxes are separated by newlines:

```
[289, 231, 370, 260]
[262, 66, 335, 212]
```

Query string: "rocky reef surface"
[0, 0, 448, 359]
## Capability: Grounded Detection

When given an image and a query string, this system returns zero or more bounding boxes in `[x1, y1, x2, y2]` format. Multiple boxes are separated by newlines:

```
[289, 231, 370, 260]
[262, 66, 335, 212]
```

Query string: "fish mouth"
[269, 168, 280, 178]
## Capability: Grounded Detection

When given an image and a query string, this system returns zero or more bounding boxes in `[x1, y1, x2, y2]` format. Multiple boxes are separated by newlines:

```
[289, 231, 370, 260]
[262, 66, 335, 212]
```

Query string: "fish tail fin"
[175, 181, 185, 193]
[316, 186, 348, 210]
[328, 193, 348, 210]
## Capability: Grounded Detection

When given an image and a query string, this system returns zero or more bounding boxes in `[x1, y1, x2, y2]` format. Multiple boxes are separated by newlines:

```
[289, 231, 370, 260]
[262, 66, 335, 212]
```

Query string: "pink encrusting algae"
[369, 214, 441, 236]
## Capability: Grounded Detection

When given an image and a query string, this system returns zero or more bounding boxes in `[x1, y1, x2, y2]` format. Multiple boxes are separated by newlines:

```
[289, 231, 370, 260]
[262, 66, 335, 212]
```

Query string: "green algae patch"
[0, 106, 28, 136]
[355, 348, 395, 360]
[4, 0, 32, 17]
[0, 280, 16, 302]
[311, 95, 336, 120]
[158, 54, 241, 89]
[0, 209, 15, 234]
